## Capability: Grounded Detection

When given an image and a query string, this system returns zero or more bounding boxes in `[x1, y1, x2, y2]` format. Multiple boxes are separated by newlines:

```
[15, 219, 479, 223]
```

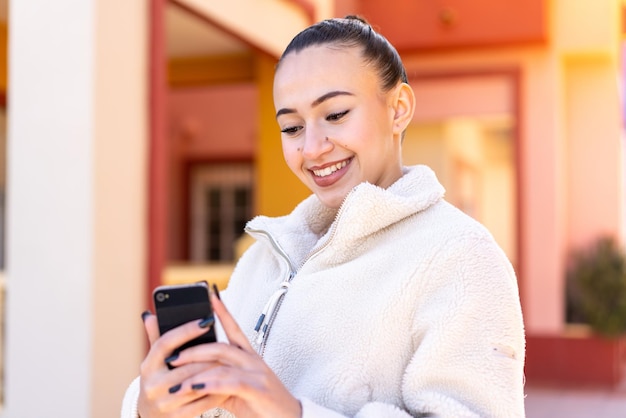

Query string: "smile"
[312, 159, 350, 177]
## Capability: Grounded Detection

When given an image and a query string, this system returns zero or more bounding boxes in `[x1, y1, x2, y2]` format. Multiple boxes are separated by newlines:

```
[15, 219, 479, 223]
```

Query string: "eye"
[326, 110, 349, 122]
[280, 125, 302, 135]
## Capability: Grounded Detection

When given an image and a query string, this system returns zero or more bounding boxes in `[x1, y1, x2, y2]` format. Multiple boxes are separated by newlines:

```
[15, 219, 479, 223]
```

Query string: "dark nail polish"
[212, 283, 221, 300]
[191, 383, 205, 390]
[164, 353, 179, 366]
[198, 316, 215, 329]
[168, 383, 182, 394]
[141, 310, 151, 322]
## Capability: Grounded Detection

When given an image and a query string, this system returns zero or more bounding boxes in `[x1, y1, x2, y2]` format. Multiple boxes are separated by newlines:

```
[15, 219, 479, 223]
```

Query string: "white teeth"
[313, 160, 348, 177]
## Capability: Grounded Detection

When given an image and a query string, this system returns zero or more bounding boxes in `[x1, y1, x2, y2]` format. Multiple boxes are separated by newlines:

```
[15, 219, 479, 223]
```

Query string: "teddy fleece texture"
[121, 165, 525, 418]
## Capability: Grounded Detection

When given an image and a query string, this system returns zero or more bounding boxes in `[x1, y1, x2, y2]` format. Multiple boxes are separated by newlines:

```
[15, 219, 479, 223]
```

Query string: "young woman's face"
[273, 45, 404, 209]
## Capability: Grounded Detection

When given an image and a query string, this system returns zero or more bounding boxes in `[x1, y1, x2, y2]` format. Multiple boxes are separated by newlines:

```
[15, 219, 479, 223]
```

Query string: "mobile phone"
[153, 281, 217, 357]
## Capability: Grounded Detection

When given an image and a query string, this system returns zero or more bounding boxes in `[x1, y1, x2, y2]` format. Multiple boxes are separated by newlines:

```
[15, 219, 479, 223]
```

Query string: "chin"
[316, 193, 345, 209]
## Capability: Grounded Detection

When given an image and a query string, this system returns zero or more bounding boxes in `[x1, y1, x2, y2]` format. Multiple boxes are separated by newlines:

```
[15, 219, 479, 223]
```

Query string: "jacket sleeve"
[300, 398, 480, 418]
[302, 235, 525, 418]
[401, 235, 525, 417]
[300, 399, 417, 418]
[120, 376, 140, 418]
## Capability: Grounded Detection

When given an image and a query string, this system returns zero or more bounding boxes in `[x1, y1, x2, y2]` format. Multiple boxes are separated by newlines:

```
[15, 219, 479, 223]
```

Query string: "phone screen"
[153, 282, 217, 354]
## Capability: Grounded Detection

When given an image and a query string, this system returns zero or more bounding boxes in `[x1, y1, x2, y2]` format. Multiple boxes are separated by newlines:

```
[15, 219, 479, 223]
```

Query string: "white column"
[2, 0, 147, 417]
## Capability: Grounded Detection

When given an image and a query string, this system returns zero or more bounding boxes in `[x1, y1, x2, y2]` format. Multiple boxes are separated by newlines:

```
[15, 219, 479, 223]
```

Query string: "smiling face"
[273, 45, 412, 209]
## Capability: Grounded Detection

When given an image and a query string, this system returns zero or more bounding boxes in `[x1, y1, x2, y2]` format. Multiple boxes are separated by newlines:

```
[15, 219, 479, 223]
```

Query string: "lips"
[312, 159, 350, 177]
[309, 158, 352, 187]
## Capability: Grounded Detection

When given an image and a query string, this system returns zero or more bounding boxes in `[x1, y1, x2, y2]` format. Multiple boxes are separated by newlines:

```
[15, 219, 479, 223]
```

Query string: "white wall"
[2, 0, 147, 417]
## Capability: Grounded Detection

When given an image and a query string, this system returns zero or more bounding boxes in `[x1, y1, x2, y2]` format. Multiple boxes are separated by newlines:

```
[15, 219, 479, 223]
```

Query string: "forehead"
[273, 45, 378, 105]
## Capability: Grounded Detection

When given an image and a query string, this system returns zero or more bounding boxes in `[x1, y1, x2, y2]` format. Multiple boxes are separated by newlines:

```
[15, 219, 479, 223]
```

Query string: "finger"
[141, 382, 209, 416]
[142, 311, 160, 346]
[182, 364, 257, 399]
[189, 365, 301, 418]
[186, 365, 281, 415]
[173, 341, 257, 371]
[140, 362, 215, 413]
[168, 393, 231, 418]
[210, 292, 254, 352]
[158, 319, 214, 355]
[142, 318, 216, 373]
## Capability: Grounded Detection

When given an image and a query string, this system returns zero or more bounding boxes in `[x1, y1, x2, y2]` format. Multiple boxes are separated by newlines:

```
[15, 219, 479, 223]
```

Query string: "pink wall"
[565, 58, 623, 249]
[167, 84, 258, 261]
[168, 84, 257, 158]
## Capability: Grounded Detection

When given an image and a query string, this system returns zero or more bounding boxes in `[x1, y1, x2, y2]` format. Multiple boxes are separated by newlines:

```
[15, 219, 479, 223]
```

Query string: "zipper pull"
[254, 281, 291, 345]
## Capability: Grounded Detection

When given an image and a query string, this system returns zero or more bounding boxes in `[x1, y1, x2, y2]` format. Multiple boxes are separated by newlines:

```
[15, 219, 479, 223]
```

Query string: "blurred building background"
[0, 0, 623, 417]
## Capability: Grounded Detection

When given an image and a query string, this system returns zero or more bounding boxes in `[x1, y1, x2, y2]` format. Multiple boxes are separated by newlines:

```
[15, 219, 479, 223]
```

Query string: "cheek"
[281, 143, 302, 170]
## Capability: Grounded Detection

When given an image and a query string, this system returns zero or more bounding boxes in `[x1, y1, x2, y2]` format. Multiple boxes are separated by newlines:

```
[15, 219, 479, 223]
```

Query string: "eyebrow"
[275, 90, 354, 119]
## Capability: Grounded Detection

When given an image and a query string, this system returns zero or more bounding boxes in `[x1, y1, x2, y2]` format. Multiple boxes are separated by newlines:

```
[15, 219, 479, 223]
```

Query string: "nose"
[301, 127, 333, 159]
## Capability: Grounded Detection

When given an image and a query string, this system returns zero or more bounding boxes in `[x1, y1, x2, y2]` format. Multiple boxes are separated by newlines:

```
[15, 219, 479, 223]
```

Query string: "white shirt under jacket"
[121, 165, 526, 418]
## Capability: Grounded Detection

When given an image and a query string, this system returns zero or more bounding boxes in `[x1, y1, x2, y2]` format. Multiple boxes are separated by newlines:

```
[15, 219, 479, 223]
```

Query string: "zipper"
[256, 271, 294, 356]
[244, 227, 297, 356]
[245, 191, 353, 357]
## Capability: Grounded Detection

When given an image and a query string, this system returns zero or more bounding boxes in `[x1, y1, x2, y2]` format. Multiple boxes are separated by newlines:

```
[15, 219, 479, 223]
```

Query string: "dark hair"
[277, 16, 407, 92]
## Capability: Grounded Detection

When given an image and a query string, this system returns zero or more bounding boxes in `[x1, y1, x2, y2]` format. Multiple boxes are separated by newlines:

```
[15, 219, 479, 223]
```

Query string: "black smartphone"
[153, 281, 217, 357]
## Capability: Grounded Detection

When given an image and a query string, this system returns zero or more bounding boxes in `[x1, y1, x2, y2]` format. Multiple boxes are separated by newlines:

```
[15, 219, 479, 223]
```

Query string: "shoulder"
[399, 198, 498, 255]
[399, 199, 517, 291]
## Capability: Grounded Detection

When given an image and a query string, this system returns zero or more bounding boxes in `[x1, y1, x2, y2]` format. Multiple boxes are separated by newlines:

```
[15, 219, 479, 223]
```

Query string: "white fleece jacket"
[121, 165, 525, 418]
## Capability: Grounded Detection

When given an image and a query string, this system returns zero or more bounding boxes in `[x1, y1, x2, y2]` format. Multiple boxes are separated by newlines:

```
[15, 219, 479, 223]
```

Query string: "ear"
[391, 83, 415, 135]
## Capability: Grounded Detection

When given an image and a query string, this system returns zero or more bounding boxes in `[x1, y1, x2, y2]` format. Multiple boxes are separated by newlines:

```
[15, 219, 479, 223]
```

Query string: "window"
[189, 163, 253, 263]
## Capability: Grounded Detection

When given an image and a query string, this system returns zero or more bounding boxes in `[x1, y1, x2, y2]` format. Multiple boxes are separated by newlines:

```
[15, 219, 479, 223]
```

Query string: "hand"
[136, 292, 302, 418]
[137, 309, 229, 418]
[166, 293, 302, 418]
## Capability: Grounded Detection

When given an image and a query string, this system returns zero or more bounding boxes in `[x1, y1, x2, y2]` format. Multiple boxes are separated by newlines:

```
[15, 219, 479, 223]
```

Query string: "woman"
[122, 16, 525, 418]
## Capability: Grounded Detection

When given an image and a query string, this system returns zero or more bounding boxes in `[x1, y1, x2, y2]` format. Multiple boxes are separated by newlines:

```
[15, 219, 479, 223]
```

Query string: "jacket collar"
[246, 165, 445, 266]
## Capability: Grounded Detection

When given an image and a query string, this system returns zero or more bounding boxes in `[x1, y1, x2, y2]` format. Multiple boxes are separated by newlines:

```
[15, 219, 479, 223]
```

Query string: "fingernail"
[164, 353, 179, 366]
[141, 310, 151, 322]
[212, 284, 221, 300]
[168, 383, 182, 394]
[191, 383, 205, 390]
[198, 316, 215, 329]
